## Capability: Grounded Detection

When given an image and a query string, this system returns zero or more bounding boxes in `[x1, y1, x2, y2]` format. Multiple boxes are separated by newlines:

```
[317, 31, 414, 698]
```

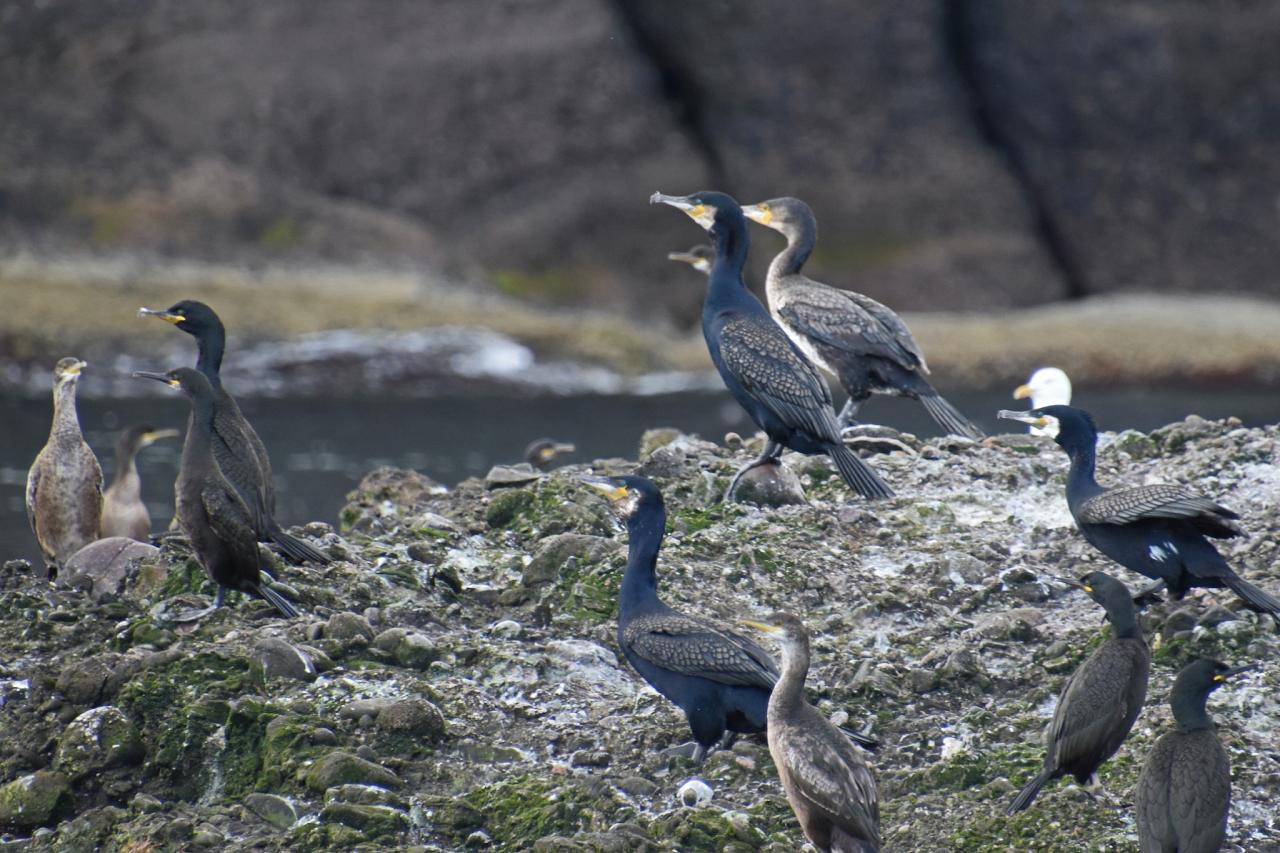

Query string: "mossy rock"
[0, 771, 74, 831]
[319, 802, 410, 837]
[420, 776, 601, 851]
[54, 705, 144, 781]
[486, 489, 536, 528]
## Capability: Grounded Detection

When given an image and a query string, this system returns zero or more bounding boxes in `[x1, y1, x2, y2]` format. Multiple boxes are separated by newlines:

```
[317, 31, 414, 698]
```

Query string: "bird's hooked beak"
[1012, 384, 1034, 400]
[1215, 663, 1262, 682]
[57, 360, 88, 382]
[141, 428, 181, 446]
[651, 192, 714, 229]
[138, 307, 185, 325]
[541, 442, 576, 461]
[133, 370, 180, 389]
[740, 619, 782, 635]
[577, 474, 629, 503]
[997, 409, 1051, 430]
[667, 250, 711, 274]
[1051, 575, 1090, 592]
[740, 203, 774, 226]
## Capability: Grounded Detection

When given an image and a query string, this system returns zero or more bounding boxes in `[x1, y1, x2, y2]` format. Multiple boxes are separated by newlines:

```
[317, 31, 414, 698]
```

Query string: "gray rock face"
[304, 751, 401, 792]
[243, 792, 297, 830]
[252, 638, 319, 683]
[54, 706, 144, 780]
[60, 538, 160, 601]
[730, 461, 807, 507]
[0, 772, 74, 831]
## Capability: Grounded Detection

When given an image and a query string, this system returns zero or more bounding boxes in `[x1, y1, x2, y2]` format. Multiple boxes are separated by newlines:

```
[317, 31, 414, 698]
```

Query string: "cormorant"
[134, 368, 299, 619]
[138, 300, 330, 565]
[1013, 367, 1072, 438]
[26, 358, 103, 576]
[667, 244, 714, 275]
[740, 197, 983, 440]
[1007, 571, 1150, 813]
[101, 425, 179, 541]
[998, 405, 1280, 615]
[1135, 658, 1260, 853]
[743, 612, 881, 853]
[651, 191, 893, 501]
[524, 439, 576, 471]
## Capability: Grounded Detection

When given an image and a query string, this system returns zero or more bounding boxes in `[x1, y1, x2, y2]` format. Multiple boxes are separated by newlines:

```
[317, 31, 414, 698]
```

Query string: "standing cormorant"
[138, 300, 330, 565]
[998, 405, 1280, 614]
[1135, 658, 1260, 853]
[26, 358, 103, 576]
[740, 197, 983, 440]
[1013, 368, 1072, 438]
[101, 425, 179, 541]
[743, 612, 881, 853]
[524, 439, 576, 471]
[651, 191, 893, 501]
[1007, 571, 1150, 813]
[667, 244, 714, 275]
[134, 368, 299, 619]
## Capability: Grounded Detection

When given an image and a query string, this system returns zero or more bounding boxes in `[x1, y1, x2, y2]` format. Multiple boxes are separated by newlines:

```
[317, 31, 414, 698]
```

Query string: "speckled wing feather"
[775, 278, 926, 373]
[779, 705, 880, 848]
[719, 315, 840, 443]
[206, 407, 272, 535]
[1137, 731, 1230, 853]
[1078, 484, 1243, 537]
[1046, 641, 1146, 771]
[623, 611, 778, 689]
[200, 476, 261, 574]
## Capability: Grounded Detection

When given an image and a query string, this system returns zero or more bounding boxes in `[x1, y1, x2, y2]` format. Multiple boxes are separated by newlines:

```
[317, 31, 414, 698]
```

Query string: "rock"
[375, 698, 446, 741]
[244, 792, 297, 829]
[616, 776, 659, 798]
[1197, 605, 1239, 628]
[490, 619, 522, 638]
[305, 751, 401, 792]
[60, 538, 160, 600]
[841, 425, 920, 456]
[1162, 607, 1199, 641]
[975, 608, 1044, 641]
[320, 802, 410, 835]
[521, 533, 615, 588]
[326, 612, 375, 641]
[54, 706, 144, 780]
[371, 629, 440, 670]
[676, 778, 712, 808]
[730, 461, 807, 507]
[484, 464, 542, 489]
[324, 784, 408, 809]
[0, 772, 74, 831]
[637, 428, 683, 459]
[252, 638, 319, 683]
[485, 489, 536, 528]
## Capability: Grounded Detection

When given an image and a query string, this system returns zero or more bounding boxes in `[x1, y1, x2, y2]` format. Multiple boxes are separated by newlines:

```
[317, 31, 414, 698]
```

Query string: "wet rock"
[375, 698, 446, 741]
[485, 488, 536, 528]
[324, 784, 408, 809]
[252, 638, 319, 683]
[60, 537, 161, 600]
[319, 802, 410, 835]
[305, 751, 401, 792]
[325, 611, 375, 642]
[1162, 607, 1199, 641]
[0, 772, 74, 831]
[730, 461, 806, 507]
[1197, 605, 1239, 628]
[676, 778, 712, 807]
[616, 776, 658, 798]
[54, 706, 143, 780]
[841, 425, 920, 456]
[490, 619, 522, 638]
[485, 464, 543, 489]
[244, 792, 297, 829]
[637, 428, 683, 459]
[975, 608, 1044, 641]
[371, 628, 440, 670]
[521, 534, 616, 588]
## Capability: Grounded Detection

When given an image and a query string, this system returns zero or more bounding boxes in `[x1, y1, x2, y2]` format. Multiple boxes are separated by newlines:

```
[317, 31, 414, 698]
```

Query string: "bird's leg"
[723, 440, 782, 503]
[691, 743, 708, 764]
[717, 731, 738, 753]
[837, 398, 863, 431]
[212, 587, 227, 610]
[658, 741, 702, 761]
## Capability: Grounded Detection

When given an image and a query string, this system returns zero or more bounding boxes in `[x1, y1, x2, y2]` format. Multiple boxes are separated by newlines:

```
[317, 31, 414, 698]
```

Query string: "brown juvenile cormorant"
[138, 300, 330, 565]
[999, 405, 1280, 615]
[743, 612, 881, 853]
[1007, 571, 1150, 813]
[135, 368, 299, 619]
[524, 439, 576, 471]
[26, 358, 103, 576]
[101, 425, 180, 541]
[1135, 658, 1260, 853]
[651, 191, 893, 501]
[740, 197, 983, 440]
[667, 244, 714, 275]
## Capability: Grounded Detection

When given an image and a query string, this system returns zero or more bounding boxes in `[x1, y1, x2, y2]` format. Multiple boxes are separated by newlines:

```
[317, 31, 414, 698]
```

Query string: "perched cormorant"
[138, 300, 330, 565]
[1135, 658, 1259, 853]
[651, 191, 893, 501]
[26, 358, 103, 576]
[1013, 367, 1072, 438]
[999, 405, 1280, 614]
[740, 197, 983, 440]
[101, 425, 179, 541]
[134, 368, 299, 619]
[524, 439, 576, 471]
[1007, 571, 1150, 813]
[743, 612, 881, 853]
[667, 244, 714, 275]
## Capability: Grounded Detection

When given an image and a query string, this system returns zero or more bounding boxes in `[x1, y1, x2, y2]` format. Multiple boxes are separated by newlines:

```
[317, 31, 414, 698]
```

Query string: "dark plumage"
[26, 358, 102, 576]
[1007, 571, 1150, 813]
[744, 613, 880, 853]
[134, 368, 298, 619]
[524, 439, 576, 471]
[651, 191, 893, 501]
[998, 405, 1280, 614]
[742, 197, 983, 440]
[1136, 658, 1260, 853]
[101, 425, 179, 541]
[139, 300, 330, 565]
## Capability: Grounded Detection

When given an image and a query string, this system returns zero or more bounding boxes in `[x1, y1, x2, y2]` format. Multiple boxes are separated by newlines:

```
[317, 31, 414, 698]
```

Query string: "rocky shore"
[1, 417, 1278, 851]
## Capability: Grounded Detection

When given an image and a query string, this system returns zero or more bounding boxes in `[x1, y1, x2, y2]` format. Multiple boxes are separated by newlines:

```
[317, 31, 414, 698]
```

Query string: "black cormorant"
[101, 425, 179, 541]
[1135, 658, 1260, 853]
[26, 358, 102, 576]
[740, 197, 983, 440]
[743, 612, 881, 853]
[139, 300, 330, 565]
[1012, 368, 1072, 438]
[524, 439, 576, 471]
[999, 405, 1280, 614]
[651, 191, 893, 501]
[1007, 571, 1150, 813]
[135, 368, 299, 619]
[667, 244, 714, 275]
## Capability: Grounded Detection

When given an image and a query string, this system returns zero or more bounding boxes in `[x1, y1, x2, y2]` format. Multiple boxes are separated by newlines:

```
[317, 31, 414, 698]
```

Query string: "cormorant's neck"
[769, 218, 816, 280]
[112, 446, 141, 492]
[1063, 435, 1103, 503]
[1105, 598, 1141, 640]
[182, 393, 218, 460]
[194, 328, 225, 389]
[1171, 688, 1214, 732]
[50, 382, 84, 440]
[770, 634, 810, 719]
[705, 214, 750, 306]
[618, 504, 665, 613]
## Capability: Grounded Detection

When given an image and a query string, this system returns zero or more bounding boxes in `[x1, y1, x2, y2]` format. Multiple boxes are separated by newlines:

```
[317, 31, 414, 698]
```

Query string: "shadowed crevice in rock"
[608, 0, 729, 189]
[942, 0, 1087, 301]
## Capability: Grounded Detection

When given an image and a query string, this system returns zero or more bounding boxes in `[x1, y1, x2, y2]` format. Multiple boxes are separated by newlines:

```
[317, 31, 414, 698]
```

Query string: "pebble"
[677, 778, 712, 807]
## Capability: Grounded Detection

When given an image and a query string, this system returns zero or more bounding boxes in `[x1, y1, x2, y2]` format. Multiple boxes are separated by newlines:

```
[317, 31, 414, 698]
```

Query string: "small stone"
[484, 464, 542, 489]
[908, 668, 937, 693]
[252, 638, 318, 683]
[320, 802, 410, 835]
[375, 699, 447, 741]
[191, 829, 223, 848]
[1197, 605, 1239, 628]
[244, 792, 297, 829]
[616, 776, 658, 797]
[324, 784, 409, 808]
[326, 612, 375, 641]
[0, 772, 74, 831]
[521, 534, 615, 588]
[638, 428, 683, 458]
[731, 461, 806, 507]
[305, 751, 401, 792]
[1162, 607, 1199, 641]
[490, 619, 522, 638]
[54, 706, 144, 780]
[677, 778, 712, 807]
[465, 829, 493, 848]
[570, 750, 610, 768]
[131, 793, 164, 813]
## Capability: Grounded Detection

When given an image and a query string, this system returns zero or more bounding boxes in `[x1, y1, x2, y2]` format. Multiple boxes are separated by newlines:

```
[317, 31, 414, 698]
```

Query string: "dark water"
[4, 387, 1277, 564]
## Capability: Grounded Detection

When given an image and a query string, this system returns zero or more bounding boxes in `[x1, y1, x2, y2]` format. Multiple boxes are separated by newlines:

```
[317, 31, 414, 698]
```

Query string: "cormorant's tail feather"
[920, 393, 985, 440]
[268, 522, 332, 565]
[830, 825, 879, 853]
[256, 583, 300, 618]
[838, 725, 879, 751]
[1224, 573, 1280, 614]
[828, 444, 894, 500]
[1007, 769, 1054, 814]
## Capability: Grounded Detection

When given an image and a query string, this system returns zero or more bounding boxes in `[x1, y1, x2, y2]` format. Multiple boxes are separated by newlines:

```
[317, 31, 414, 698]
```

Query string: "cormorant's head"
[667, 245, 714, 275]
[1173, 658, 1260, 699]
[741, 197, 815, 237]
[741, 611, 810, 658]
[525, 438, 576, 471]
[138, 299, 224, 338]
[1013, 367, 1072, 408]
[650, 190, 745, 239]
[53, 357, 87, 387]
[578, 473, 663, 520]
[132, 367, 215, 400]
[998, 404, 1096, 452]
[1055, 571, 1132, 612]
[117, 424, 180, 456]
